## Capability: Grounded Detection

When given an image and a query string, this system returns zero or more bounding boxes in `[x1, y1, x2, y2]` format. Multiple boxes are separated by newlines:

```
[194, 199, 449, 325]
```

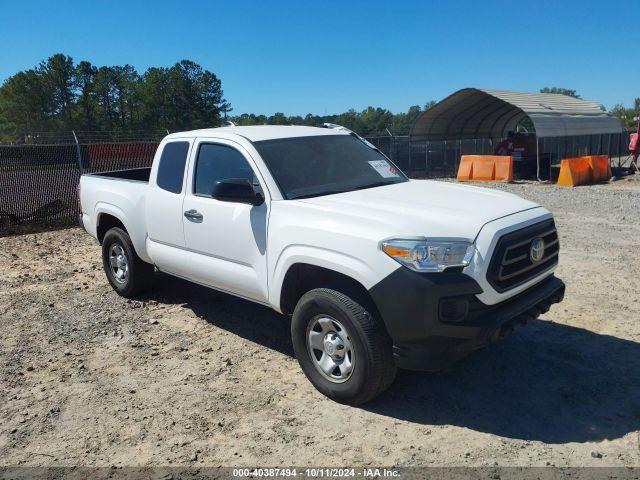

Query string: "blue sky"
[1, 0, 638, 115]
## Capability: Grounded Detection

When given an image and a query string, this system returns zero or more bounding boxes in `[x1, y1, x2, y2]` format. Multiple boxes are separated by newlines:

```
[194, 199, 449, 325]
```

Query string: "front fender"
[269, 244, 397, 311]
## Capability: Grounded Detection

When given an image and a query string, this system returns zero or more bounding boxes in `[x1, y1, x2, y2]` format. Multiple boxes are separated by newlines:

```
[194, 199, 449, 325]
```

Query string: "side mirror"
[211, 178, 264, 206]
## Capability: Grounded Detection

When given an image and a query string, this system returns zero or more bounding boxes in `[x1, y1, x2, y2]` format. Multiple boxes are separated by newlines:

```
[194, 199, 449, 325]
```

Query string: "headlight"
[381, 239, 475, 272]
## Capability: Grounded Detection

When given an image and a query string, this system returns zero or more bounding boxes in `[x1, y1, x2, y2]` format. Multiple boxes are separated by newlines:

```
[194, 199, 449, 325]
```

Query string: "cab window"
[194, 144, 257, 196]
[156, 141, 190, 194]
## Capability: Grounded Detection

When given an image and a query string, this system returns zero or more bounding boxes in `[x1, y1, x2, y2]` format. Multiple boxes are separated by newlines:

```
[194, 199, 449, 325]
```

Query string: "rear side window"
[194, 144, 256, 196]
[156, 141, 189, 193]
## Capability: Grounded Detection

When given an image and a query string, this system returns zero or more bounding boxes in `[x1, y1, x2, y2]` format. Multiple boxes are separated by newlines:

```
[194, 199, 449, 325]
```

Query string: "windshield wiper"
[289, 189, 349, 200]
[290, 181, 398, 199]
[352, 180, 398, 191]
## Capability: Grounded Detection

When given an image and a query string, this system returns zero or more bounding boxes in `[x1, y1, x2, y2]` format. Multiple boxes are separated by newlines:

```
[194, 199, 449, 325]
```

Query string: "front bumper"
[368, 268, 565, 371]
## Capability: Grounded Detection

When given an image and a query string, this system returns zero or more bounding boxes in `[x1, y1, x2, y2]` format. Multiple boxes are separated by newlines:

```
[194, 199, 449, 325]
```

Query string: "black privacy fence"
[0, 141, 159, 235]
[0, 130, 635, 235]
[368, 132, 634, 180]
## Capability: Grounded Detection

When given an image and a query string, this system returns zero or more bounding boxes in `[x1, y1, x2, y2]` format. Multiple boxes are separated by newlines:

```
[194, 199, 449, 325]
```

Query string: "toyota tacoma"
[79, 125, 565, 404]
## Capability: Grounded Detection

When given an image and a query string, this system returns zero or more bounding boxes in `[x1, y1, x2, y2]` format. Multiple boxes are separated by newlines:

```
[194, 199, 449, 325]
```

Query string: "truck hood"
[296, 179, 541, 240]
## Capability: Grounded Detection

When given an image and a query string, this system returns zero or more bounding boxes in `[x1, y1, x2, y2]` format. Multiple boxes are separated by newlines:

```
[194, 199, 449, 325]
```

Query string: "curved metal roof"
[410, 88, 622, 141]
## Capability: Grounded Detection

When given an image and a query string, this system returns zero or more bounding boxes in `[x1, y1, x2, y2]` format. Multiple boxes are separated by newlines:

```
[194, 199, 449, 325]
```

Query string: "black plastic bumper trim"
[368, 267, 565, 371]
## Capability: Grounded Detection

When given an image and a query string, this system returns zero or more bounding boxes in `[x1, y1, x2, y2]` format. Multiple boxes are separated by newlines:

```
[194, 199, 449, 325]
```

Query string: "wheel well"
[96, 214, 127, 244]
[279, 263, 381, 318]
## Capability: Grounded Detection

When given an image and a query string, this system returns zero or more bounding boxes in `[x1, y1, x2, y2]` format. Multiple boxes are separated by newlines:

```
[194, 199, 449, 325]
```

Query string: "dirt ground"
[1, 176, 639, 468]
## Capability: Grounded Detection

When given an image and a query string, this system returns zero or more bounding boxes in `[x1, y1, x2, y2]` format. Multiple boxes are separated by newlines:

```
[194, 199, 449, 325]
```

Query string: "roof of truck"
[165, 125, 349, 142]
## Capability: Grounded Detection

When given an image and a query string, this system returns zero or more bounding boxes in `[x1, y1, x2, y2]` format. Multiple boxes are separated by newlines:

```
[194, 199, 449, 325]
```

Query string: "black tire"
[101, 227, 154, 298]
[291, 288, 396, 405]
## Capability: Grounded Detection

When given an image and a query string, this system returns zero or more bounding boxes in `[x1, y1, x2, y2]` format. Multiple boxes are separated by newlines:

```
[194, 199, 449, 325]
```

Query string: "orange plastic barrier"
[588, 155, 612, 182]
[557, 155, 611, 187]
[557, 158, 591, 187]
[457, 155, 474, 181]
[494, 157, 514, 182]
[457, 155, 513, 182]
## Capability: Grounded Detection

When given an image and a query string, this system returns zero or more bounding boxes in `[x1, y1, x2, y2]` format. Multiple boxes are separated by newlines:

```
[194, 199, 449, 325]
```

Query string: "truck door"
[181, 139, 269, 303]
[146, 139, 192, 276]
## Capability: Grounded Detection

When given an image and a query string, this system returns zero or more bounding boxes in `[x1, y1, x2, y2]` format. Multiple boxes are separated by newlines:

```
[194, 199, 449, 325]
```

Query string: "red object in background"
[87, 142, 159, 171]
[630, 133, 639, 153]
[630, 115, 640, 173]
[630, 114, 640, 154]
[494, 134, 539, 159]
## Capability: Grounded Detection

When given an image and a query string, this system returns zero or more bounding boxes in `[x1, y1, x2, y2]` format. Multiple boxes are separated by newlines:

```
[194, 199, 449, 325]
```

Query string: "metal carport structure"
[409, 88, 623, 179]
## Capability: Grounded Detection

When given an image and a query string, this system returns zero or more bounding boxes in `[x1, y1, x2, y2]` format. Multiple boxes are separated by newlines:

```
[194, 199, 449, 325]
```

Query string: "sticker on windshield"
[368, 160, 400, 178]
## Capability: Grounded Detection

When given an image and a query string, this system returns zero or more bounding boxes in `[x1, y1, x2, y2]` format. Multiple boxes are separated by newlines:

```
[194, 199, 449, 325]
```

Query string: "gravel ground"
[1, 176, 639, 468]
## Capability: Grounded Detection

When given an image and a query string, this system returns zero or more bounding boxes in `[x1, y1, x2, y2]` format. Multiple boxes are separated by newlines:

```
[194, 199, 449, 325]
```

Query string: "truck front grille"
[487, 219, 559, 293]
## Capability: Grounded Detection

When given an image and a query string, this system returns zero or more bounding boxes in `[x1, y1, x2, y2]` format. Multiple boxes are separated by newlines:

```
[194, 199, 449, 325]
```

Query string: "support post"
[72, 130, 84, 174]
[425, 140, 429, 178]
[599, 134, 603, 154]
[536, 135, 541, 181]
[444, 140, 448, 176]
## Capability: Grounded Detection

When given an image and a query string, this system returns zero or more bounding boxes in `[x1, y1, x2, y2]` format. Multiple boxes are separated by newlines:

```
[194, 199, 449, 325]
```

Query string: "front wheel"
[101, 227, 154, 298]
[291, 288, 396, 405]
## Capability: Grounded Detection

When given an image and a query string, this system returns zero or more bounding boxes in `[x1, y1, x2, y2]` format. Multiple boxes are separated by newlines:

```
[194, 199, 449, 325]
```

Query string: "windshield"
[253, 134, 408, 199]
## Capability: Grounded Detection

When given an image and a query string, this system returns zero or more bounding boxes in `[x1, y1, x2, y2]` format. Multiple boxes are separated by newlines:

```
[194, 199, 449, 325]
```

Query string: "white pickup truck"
[79, 125, 564, 404]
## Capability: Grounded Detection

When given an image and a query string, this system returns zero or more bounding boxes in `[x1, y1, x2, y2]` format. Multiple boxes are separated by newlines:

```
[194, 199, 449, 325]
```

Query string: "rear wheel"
[101, 227, 154, 297]
[291, 288, 396, 405]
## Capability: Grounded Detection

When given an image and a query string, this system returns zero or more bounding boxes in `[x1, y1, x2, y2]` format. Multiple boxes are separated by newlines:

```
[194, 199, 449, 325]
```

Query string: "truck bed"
[79, 168, 151, 259]
[86, 167, 151, 182]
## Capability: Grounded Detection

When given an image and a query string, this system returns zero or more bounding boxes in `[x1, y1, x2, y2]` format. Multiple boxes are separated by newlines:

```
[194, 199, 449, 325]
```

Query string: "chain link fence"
[1, 130, 635, 235]
[369, 131, 633, 180]
[0, 132, 164, 235]
[1, 144, 82, 232]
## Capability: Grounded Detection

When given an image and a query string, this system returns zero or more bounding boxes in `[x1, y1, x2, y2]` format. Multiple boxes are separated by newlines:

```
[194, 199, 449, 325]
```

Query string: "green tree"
[229, 102, 439, 136]
[0, 70, 50, 140]
[359, 107, 394, 135]
[234, 113, 262, 126]
[540, 87, 581, 98]
[111, 65, 140, 130]
[137, 60, 229, 131]
[74, 61, 97, 130]
[267, 112, 287, 125]
[93, 66, 118, 131]
[37, 53, 77, 126]
[0, 54, 230, 141]
[424, 100, 437, 110]
[197, 69, 231, 125]
[137, 67, 170, 130]
[167, 61, 199, 129]
[391, 105, 422, 134]
[303, 113, 323, 126]
[610, 103, 637, 129]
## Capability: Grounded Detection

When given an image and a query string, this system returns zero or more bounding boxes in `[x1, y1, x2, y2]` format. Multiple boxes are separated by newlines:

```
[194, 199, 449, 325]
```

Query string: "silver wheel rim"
[306, 315, 354, 383]
[108, 243, 129, 284]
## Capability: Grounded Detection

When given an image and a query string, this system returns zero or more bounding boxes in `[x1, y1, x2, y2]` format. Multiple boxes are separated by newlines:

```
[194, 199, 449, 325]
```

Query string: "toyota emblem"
[529, 238, 545, 263]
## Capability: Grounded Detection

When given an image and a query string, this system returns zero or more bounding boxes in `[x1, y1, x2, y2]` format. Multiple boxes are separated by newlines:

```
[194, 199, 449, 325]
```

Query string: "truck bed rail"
[84, 167, 150, 183]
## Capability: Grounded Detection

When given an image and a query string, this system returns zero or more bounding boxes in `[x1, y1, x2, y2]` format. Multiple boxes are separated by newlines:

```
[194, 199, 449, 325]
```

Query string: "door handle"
[183, 209, 203, 221]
